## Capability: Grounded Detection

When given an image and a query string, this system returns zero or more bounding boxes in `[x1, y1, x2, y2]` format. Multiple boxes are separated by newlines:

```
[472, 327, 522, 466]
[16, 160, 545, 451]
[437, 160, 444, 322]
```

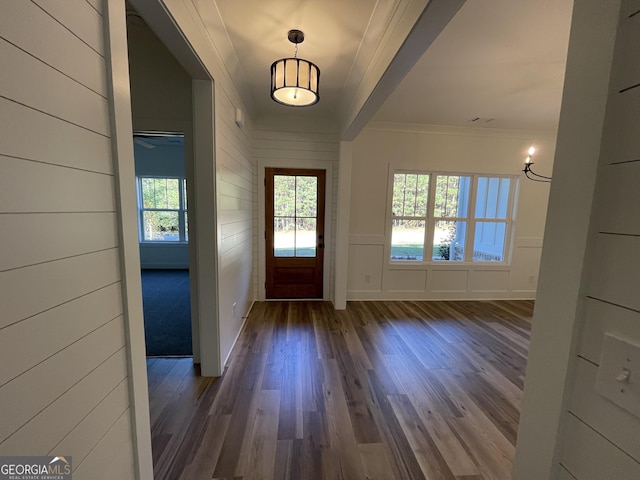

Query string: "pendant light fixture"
[270, 29, 320, 107]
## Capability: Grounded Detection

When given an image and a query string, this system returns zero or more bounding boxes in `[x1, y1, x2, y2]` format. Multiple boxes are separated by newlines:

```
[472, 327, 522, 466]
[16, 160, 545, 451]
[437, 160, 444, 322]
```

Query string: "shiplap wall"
[559, 1, 640, 477]
[0, 0, 136, 478]
[254, 129, 340, 302]
[158, 0, 256, 366]
[215, 85, 255, 359]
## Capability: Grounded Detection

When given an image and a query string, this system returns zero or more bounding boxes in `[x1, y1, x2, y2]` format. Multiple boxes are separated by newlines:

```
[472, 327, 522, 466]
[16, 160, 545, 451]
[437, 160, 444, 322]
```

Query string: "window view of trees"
[273, 175, 318, 257]
[391, 173, 429, 260]
[390, 171, 512, 262]
[139, 177, 188, 242]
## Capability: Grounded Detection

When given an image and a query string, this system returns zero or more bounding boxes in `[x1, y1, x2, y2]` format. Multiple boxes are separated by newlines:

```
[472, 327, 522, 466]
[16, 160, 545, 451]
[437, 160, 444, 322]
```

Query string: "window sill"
[387, 261, 510, 270]
[139, 241, 189, 246]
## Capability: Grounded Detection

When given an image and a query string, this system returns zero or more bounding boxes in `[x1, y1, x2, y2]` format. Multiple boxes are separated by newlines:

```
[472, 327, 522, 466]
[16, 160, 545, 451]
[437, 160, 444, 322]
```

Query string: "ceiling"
[152, 0, 573, 132]
[189, 0, 572, 133]
[373, 0, 574, 131]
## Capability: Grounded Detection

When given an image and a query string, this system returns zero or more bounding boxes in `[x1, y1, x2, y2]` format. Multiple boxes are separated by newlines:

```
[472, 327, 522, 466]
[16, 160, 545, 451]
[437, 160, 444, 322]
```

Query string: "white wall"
[127, 9, 193, 131]
[0, 0, 140, 477]
[558, 1, 640, 477]
[513, 0, 624, 478]
[348, 124, 554, 300]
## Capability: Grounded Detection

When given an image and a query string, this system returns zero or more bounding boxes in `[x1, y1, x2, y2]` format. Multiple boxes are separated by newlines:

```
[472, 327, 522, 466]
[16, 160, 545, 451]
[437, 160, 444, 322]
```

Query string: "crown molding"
[364, 121, 558, 139]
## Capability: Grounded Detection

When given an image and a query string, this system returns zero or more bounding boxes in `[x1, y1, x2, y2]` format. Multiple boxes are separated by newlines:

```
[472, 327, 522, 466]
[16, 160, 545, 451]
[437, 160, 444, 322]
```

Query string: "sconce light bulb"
[525, 156, 531, 164]
[528, 146, 536, 156]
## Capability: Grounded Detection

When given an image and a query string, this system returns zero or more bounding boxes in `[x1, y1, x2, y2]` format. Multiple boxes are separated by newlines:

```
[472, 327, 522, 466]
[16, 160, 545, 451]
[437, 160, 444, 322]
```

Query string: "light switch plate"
[595, 333, 640, 417]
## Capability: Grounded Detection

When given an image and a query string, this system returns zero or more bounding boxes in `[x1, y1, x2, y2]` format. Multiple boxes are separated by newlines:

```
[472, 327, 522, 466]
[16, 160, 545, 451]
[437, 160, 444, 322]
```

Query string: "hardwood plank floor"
[147, 300, 533, 479]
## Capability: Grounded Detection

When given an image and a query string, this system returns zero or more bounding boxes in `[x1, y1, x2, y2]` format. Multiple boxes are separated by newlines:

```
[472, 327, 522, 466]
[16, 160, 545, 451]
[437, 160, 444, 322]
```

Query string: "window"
[390, 171, 514, 263]
[138, 177, 188, 242]
[390, 173, 429, 260]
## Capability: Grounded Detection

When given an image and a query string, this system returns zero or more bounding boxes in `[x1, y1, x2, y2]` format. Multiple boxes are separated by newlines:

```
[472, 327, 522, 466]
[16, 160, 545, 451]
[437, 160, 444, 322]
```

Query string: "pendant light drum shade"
[270, 57, 320, 106]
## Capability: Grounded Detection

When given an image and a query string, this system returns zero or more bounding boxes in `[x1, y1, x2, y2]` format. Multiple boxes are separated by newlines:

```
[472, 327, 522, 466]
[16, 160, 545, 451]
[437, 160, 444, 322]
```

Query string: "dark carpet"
[141, 269, 192, 356]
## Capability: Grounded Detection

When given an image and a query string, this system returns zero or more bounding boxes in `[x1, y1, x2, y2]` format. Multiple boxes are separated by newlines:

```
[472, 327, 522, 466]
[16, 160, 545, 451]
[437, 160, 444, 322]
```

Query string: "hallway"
[147, 300, 532, 479]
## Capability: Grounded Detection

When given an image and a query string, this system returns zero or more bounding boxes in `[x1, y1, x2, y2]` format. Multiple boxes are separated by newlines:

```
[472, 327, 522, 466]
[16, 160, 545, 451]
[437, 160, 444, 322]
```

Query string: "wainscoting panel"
[382, 268, 427, 292]
[429, 269, 468, 293]
[346, 244, 384, 292]
[469, 269, 510, 293]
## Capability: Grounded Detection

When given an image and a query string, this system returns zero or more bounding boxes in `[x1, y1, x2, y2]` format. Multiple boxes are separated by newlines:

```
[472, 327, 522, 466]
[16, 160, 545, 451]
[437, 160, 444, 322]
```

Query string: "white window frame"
[137, 176, 188, 243]
[388, 170, 517, 265]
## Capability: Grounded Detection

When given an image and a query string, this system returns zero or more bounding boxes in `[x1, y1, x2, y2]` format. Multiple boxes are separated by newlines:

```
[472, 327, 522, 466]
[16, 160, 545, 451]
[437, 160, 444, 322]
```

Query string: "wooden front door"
[265, 168, 326, 298]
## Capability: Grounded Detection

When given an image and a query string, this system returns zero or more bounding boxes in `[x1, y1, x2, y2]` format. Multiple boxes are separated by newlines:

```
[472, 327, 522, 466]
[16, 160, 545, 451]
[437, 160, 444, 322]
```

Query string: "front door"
[265, 168, 326, 298]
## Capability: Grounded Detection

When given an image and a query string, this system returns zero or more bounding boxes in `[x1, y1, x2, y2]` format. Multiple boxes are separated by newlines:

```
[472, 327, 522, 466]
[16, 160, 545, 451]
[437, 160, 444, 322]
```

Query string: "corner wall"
[0, 0, 143, 477]
[161, 0, 256, 369]
[557, 1, 640, 477]
[348, 124, 555, 300]
[512, 0, 624, 477]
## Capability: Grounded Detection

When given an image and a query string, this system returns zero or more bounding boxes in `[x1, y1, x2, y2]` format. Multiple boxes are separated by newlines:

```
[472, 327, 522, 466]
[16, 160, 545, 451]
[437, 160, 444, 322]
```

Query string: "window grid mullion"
[466, 177, 479, 262]
[425, 173, 437, 261]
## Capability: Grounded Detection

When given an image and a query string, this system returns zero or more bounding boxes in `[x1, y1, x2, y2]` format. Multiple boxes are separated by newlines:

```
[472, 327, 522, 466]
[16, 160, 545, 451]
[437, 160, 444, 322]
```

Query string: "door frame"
[258, 158, 334, 301]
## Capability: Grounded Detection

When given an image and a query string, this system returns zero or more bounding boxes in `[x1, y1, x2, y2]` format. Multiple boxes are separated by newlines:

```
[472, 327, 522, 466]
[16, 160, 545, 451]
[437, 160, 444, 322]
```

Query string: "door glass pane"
[473, 221, 506, 261]
[274, 175, 295, 216]
[143, 211, 180, 241]
[433, 220, 466, 261]
[434, 175, 470, 218]
[274, 217, 295, 256]
[391, 219, 425, 260]
[273, 174, 319, 258]
[295, 176, 317, 217]
[296, 218, 316, 257]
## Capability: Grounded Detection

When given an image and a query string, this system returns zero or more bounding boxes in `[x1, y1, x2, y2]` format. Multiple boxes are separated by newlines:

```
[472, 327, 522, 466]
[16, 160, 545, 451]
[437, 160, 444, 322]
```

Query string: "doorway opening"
[265, 167, 326, 298]
[134, 132, 193, 356]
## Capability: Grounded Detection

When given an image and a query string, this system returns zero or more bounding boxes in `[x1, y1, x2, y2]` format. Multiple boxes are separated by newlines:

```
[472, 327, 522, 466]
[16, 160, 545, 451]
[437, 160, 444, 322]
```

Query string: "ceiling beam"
[341, 0, 466, 141]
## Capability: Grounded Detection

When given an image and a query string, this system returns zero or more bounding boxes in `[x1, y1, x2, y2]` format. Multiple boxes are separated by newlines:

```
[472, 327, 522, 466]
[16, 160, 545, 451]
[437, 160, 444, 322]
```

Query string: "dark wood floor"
[147, 300, 533, 480]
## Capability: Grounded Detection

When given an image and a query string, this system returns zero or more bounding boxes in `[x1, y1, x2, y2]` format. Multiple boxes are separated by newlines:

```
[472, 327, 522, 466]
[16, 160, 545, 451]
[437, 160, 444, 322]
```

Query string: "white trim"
[334, 142, 353, 309]
[366, 121, 559, 139]
[192, 79, 222, 377]
[258, 158, 335, 301]
[222, 300, 256, 367]
[103, 2, 153, 478]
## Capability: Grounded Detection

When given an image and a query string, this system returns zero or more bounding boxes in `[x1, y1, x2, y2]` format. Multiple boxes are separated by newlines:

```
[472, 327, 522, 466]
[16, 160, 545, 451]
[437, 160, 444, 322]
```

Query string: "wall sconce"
[523, 146, 552, 182]
[270, 30, 320, 107]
